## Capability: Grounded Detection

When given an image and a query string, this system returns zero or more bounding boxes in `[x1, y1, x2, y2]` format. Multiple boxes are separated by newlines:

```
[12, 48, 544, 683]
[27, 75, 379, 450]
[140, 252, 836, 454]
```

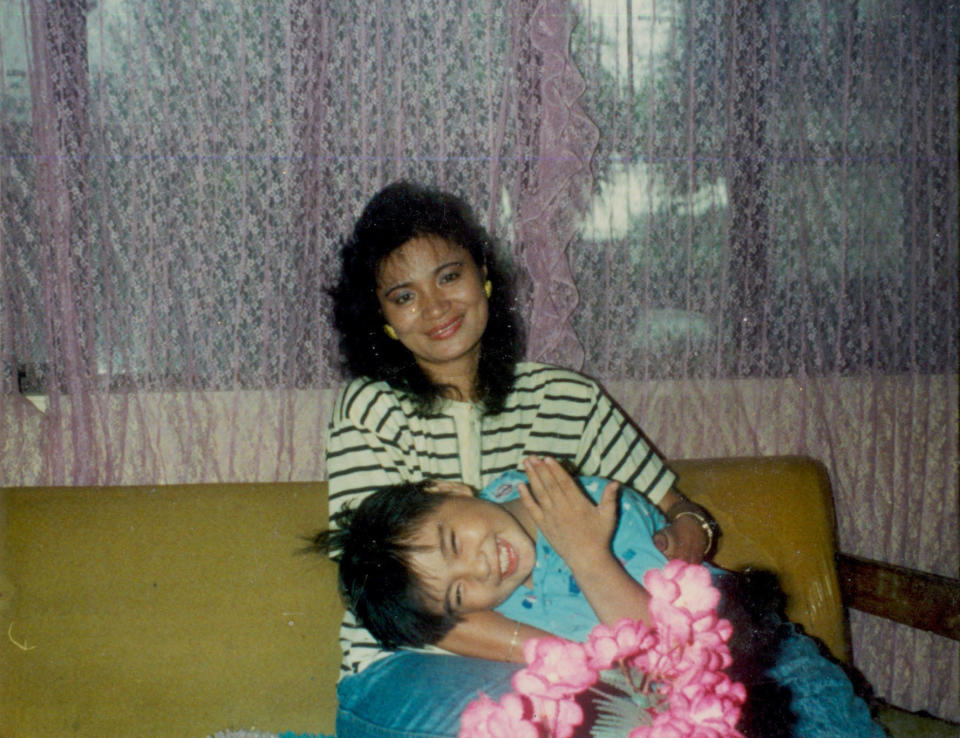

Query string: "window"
[2, 0, 519, 392]
[568, 0, 956, 379]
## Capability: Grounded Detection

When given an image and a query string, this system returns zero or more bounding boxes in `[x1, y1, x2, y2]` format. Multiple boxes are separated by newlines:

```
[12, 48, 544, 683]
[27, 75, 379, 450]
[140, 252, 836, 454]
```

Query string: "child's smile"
[497, 536, 519, 578]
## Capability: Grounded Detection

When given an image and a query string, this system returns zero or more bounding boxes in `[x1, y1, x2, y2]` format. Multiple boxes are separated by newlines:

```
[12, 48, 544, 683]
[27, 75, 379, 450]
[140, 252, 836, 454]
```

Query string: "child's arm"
[518, 456, 653, 627]
[436, 611, 552, 663]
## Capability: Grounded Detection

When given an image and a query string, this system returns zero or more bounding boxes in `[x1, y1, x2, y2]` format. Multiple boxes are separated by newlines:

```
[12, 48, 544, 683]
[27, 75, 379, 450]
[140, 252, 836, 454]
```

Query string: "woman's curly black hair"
[330, 181, 523, 415]
[310, 481, 460, 650]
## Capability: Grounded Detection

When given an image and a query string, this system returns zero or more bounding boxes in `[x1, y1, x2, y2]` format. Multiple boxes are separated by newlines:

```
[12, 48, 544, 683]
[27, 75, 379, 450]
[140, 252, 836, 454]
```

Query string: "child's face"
[406, 493, 536, 617]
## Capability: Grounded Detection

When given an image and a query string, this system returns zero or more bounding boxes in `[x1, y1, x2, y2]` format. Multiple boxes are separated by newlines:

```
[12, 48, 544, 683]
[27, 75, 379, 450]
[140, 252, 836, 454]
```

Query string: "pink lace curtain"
[1, 0, 956, 721]
[563, 0, 958, 720]
[2, 0, 582, 481]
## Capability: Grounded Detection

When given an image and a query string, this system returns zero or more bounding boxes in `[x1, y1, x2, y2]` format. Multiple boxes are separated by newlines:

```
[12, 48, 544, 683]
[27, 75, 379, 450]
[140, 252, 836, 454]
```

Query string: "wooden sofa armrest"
[837, 553, 960, 641]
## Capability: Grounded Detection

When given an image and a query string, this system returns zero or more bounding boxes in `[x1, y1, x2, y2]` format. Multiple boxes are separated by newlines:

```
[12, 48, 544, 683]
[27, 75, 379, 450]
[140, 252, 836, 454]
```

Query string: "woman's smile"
[429, 315, 464, 340]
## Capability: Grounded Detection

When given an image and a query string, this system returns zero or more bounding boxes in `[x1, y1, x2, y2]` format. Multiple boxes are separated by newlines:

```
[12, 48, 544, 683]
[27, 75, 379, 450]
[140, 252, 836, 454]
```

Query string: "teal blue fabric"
[336, 651, 518, 738]
[767, 627, 887, 737]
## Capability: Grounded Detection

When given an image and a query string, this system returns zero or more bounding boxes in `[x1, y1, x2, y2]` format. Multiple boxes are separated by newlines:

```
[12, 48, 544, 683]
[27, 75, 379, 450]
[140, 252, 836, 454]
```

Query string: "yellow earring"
[384, 324, 398, 340]
[484, 280, 492, 298]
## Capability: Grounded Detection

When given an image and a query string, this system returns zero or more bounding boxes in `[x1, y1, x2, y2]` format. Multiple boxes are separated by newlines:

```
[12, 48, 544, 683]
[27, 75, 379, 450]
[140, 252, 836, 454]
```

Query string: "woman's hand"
[426, 479, 477, 497]
[517, 456, 620, 570]
[653, 490, 715, 563]
[652, 516, 707, 563]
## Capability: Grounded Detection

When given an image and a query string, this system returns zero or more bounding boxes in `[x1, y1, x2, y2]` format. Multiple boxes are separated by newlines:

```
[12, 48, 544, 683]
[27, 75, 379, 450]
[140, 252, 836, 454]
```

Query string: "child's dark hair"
[330, 181, 523, 415]
[310, 481, 460, 649]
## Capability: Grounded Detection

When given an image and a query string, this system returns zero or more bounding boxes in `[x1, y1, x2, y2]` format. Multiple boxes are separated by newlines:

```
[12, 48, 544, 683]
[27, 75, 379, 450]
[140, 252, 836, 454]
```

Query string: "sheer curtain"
[1, 0, 956, 721]
[1, 0, 575, 483]
[567, 0, 958, 720]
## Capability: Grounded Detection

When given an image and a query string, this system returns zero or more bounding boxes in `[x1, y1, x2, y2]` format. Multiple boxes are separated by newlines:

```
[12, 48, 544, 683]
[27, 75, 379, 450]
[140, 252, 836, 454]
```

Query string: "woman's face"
[376, 235, 489, 390]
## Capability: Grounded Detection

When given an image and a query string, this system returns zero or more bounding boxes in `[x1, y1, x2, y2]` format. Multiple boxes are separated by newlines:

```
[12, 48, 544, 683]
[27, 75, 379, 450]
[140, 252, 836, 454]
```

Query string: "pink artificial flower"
[514, 637, 598, 699]
[689, 611, 733, 651]
[711, 615, 734, 643]
[463, 565, 746, 738]
[526, 693, 585, 738]
[647, 598, 697, 645]
[586, 618, 656, 670]
[646, 563, 733, 653]
[681, 689, 733, 726]
[644, 560, 721, 618]
[659, 637, 731, 679]
[668, 671, 746, 733]
[459, 692, 539, 738]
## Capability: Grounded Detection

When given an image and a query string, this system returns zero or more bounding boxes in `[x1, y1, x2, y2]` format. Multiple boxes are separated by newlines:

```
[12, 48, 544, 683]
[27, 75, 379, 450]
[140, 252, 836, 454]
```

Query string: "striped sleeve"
[327, 379, 412, 519]
[326, 379, 413, 674]
[481, 364, 675, 505]
[575, 382, 675, 505]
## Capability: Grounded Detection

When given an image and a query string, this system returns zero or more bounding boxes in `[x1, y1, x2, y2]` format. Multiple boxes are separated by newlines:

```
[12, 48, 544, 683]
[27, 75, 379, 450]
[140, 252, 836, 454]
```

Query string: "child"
[315, 456, 665, 649]
[314, 456, 886, 738]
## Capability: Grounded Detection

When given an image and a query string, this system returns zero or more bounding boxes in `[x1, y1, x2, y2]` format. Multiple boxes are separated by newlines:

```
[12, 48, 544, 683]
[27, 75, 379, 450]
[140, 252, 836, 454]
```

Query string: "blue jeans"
[335, 635, 888, 738]
[336, 651, 518, 738]
[769, 626, 888, 738]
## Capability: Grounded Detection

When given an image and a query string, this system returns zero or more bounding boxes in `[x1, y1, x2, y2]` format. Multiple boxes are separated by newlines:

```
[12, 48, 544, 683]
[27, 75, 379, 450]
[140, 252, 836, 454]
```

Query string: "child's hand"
[519, 457, 653, 629]
[517, 456, 619, 571]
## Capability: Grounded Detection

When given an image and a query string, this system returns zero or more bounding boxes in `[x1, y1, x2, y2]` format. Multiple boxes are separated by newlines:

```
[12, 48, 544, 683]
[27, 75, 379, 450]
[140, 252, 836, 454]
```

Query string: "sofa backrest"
[1, 456, 848, 738]
[673, 456, 848, 663]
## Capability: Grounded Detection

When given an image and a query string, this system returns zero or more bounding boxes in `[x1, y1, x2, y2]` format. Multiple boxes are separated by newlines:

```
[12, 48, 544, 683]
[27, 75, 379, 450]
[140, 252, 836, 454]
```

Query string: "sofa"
[2, 456, 957, 737]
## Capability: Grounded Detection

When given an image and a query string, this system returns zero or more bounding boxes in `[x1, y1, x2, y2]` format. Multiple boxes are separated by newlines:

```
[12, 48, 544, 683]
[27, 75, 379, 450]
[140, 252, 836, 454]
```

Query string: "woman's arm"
[326, 381, 411, 517]
[574, 384, 715, 564]
[436, 611, 552, 663]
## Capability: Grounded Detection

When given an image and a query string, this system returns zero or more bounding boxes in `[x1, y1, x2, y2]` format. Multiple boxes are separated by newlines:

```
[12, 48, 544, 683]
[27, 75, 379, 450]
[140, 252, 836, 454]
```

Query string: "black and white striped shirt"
[326, 362, 676, 675]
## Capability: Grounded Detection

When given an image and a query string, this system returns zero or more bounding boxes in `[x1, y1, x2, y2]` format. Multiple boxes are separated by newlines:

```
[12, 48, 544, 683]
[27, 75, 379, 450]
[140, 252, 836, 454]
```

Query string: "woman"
[327, 181, 717, 737]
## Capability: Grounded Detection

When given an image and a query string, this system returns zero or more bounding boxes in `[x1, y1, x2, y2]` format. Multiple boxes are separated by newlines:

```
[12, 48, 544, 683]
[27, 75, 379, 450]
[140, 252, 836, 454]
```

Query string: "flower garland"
[460, 561, 747, 738]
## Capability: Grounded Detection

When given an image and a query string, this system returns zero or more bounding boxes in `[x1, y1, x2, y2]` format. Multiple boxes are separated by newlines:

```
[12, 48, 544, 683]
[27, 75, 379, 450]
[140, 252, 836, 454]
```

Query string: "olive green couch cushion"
[1, 482, 341, 738]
